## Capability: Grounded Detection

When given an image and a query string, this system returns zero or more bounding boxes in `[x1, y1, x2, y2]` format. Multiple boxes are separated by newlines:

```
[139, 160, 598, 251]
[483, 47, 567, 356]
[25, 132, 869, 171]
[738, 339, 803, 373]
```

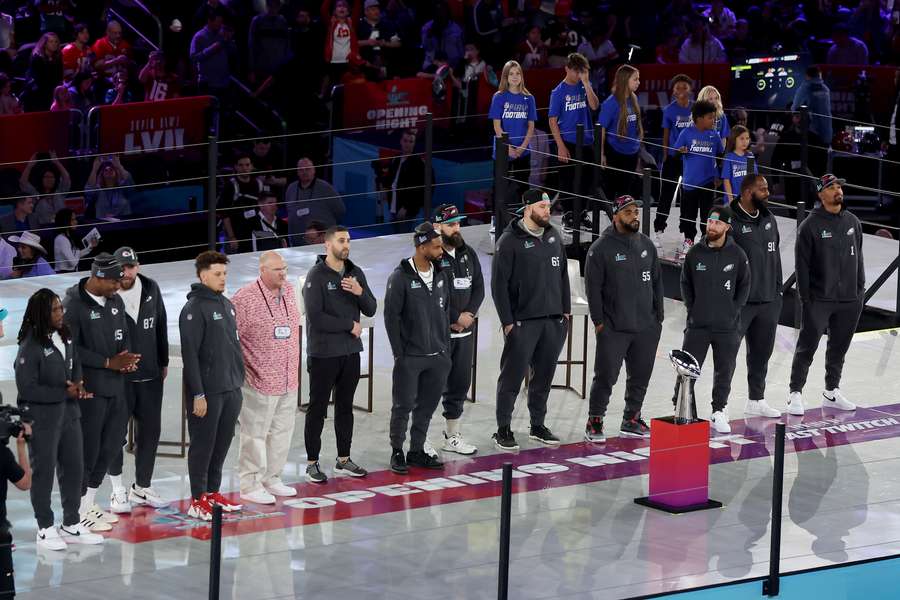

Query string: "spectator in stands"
[285, 158, 346, 245]
[578, 28, 618, 97]
[357, 0, 401, 78]
[249, 0, 291, 84]
[471, 0, 512, 65]
[190, 11, 236, 98]
[19, 151, 70, 226]
[827, 22, 869, 65]
[547, 17, 585, 68]
[50, 85, 72, 111]
[291, 6, 324, 73]
[656, 28, 682, 64]
[61, 23, 93, 80]
[661, 0, 699, 35]
[0, 72, 21, 115]
[0, 236, 15, 279]
[518, 26, 549, 70]
[85, 155, 133, 218]
[725, 18, 753, 63]
[10, 232, 55, 278]
[37, 1, 74, 36]
[53, 208, 96, 273]
[679, 17, 727, 64]
[104, 70, 138, 105]
[26, 32, 64, 112]
[323, 0, 361, 94]
[0, 197, 38, 233]
[251, 191, 288, 251]
[139, 51, 181, 101]
[421, 1, 464, 70]
[850, 0, 888, 62]
[220, 154, 268, 253]
[92, 20, 132, 78]
[792, 66, 832, 177]
[65, 71, 95, 113]
[704, 0, 736, 40]
[249, 139, 287, 192]
[416, 51, 458, 89]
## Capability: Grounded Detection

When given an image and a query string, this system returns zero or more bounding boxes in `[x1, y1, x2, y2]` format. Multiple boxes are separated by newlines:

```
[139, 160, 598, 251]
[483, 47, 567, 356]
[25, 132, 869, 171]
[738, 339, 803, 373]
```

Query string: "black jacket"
[681, 236, 751, 332]
[383, 155, 432, 216]
[383, 258, 451, 357]
[179, 283, 245, 398]
[585, 226, 663, 332]
[14, 332, 81, 406]
[123, 274, 169, 381]
[63, 279, 130, 397]
[795, 207, 865, 303]
[729, 200, 783, 303]
[436, 241, 484, 332]
[303, 256, 377, 358]
[491, 218, 571, 326]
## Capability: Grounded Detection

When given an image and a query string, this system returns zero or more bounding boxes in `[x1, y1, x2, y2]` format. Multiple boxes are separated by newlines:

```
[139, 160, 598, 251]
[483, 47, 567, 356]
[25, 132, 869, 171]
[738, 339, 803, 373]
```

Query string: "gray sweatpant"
[588, 323, 662, 419]
[390, 353, 452, 452]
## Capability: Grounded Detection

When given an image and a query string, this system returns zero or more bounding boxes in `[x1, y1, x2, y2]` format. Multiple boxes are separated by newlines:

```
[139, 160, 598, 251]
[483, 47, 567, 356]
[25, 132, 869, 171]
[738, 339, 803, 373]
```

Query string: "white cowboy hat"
[9, 231, 47, 254]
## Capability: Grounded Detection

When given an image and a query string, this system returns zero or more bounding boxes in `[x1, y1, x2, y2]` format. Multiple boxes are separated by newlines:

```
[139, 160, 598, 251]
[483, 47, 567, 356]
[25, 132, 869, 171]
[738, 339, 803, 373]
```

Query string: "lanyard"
[256, 281, 286, 321]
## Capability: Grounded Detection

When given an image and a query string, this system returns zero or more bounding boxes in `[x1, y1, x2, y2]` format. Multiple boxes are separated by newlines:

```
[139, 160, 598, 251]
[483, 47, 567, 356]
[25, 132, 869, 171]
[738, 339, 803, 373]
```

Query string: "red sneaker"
[187, 495, 213, 521]
[207, 492, 243, 512]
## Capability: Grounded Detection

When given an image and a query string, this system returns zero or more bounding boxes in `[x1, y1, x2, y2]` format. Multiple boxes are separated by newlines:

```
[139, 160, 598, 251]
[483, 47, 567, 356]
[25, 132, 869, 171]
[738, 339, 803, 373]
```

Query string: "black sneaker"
[305, 462, 328, 483]
[584, 416, 606, 443]
[529, 425, 560, 446]
[492, 426, 519, 451]
[334, 458, 368, 478]
[407, 450, 444, 469]
[390, 448, 408, 474]
[620, 415, 651, 438]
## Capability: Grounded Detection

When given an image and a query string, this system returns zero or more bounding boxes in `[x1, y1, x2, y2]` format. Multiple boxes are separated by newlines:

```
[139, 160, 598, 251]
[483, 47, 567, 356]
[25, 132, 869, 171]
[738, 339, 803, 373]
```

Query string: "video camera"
[0, 406, 31, 445]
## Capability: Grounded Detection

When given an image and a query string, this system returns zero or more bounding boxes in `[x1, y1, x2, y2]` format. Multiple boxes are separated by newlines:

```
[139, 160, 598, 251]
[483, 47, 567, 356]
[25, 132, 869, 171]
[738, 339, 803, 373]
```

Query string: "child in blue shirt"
[490, 60, 538, 210]
[598, 64, 643, 203]
[721, 125, 757, 204]
[674, 99, 725, 257]
[655, 74, 694, 242]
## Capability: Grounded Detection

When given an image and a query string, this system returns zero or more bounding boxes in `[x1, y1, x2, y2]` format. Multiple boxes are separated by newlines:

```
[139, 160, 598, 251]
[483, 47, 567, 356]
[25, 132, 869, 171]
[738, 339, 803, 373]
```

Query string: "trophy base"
[634, 496, 723, 514]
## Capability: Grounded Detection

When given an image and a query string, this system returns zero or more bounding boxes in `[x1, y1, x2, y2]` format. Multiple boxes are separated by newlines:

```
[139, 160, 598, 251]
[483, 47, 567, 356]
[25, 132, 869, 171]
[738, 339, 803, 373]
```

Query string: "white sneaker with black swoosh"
[36, 526, 67, 551]
[129, 484, 169, 508]
[60, 522, 104, 545]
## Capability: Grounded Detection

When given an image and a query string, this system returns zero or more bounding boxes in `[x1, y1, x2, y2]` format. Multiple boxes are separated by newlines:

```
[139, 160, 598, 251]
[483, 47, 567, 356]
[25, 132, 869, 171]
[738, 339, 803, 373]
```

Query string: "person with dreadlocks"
[16, 288, 100, 550]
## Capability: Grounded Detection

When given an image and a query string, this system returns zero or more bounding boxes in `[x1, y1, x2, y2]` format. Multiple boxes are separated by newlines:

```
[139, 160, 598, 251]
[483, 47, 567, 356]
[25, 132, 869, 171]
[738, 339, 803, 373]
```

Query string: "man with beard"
[107, 247, 170, 509]
[729, 176, 783, 418]
[584, 196, 664, 443]
[432, 204, 483, 455]
[302, 227, 377, 482]
[678, 205, 750, 434]
[220, 154, 268, 254]
[787, 175, 863, 415]
[384, 222, 452, 474]
[491, 189, 570, 450]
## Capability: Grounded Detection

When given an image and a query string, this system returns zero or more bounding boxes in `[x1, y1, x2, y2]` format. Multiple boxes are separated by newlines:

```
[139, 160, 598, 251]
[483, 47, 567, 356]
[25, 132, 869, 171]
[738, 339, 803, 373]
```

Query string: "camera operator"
[16, 289, 101, 551]
[0, 399, 31, 596]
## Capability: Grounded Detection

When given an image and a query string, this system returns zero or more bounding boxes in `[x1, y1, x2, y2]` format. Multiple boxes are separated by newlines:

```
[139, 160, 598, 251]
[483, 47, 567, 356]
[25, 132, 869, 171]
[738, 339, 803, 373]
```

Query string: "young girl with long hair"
[599, 64, 643, 202]
[489, 60, 537, 203]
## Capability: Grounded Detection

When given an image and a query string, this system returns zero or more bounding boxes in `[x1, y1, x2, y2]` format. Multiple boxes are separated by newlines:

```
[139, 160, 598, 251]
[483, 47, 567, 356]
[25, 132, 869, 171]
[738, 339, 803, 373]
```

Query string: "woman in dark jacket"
[15, 289, 101, 550]
[25, 32, 64, 111]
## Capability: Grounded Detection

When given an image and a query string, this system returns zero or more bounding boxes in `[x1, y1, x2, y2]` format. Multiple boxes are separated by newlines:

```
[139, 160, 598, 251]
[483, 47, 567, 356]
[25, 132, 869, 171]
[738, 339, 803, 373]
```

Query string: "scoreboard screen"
[730, 54, 809, 109]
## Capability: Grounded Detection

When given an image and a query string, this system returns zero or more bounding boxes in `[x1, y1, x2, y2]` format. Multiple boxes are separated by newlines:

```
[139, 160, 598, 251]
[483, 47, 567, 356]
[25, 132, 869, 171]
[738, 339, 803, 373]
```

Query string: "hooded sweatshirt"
[729, 199, 783, 303]
[681, 235, 751, 332]
[795, 206, 864, 303]
[383, 258, 450, 357]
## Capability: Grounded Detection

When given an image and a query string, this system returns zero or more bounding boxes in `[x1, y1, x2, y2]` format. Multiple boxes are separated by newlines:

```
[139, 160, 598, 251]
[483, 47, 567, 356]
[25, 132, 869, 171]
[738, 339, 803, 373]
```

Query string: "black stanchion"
[794, 200, 806, 329]
[896, 238, 900, 321]
[573, 124, 585, 249]
[591, 130, 602, 239]
[764, 422, 786, 597]
[209, 503, 223, 600]
[206, 135, 218, 251]
[424, 112, 434, 221]
[641, 167, 652, 236]
[494, 133, 510, 235]
[498, 462, 513, 600]
[799, 106, 810, 213]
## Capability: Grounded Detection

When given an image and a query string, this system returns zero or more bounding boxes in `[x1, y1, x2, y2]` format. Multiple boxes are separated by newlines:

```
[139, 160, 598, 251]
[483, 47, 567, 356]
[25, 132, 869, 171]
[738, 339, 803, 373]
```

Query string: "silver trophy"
[669, 349, 701, 424]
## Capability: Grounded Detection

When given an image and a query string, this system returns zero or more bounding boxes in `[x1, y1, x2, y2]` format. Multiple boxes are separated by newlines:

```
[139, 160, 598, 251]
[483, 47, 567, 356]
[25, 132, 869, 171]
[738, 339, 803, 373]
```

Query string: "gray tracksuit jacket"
[795, 207, 865, 303]
[383, 258, 451, 358]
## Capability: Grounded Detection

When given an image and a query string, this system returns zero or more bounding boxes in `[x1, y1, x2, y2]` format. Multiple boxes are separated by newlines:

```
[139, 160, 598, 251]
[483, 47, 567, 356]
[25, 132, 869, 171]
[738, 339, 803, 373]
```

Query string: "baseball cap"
[114, 246, 139, 266]
[364, 0, 380, 8]
[414, 222, 440, 246]
[91, 253, 124, 280]
[816, 173, 846, 193]
[612, 195, 643, 215]
[515, 188, 551, 214]
[707, 205, 734, 225]
[433, 203, 465, 224]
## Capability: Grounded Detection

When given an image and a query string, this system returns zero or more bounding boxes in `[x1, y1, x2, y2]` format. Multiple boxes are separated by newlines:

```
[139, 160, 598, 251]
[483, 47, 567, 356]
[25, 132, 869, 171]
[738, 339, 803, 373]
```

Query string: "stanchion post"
[641, 167, 652, 236]
[763, 423, 786, 597]
[573, 124, 585, 248]
[799, 106, 810, 214]
[896, 238, 900, 320]
[498, 462, 513, 600]
[494, 133, 510, 235]
[794, 200, 805, 329]
[206, 135, 218, 251]
[424, 112, 434, 221]
[209, 503, 223, 600]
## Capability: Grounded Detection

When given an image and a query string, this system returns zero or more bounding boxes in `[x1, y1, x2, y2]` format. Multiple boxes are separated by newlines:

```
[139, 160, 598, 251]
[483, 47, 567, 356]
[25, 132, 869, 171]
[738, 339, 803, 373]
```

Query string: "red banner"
[0, 111, 71, 169]
[97, 96, 213, 154]
[342, 79, 451, 132]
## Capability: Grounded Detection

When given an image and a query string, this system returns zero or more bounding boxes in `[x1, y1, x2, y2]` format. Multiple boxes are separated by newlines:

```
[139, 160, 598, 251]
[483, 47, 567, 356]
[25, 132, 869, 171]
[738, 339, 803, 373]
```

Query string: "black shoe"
[406, 450, 444, 469]
[584, 416, 606, 443]
[620, 414, 651, 438]
[493, 426, 519, 451]
[390, 448, 408, 474]
[529, 424, 560, 446]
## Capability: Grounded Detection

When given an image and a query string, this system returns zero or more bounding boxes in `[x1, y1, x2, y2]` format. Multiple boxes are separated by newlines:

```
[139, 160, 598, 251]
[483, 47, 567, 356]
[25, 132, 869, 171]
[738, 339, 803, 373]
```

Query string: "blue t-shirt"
[548, 81, 594, 145]
[662, 100, 693, 157]
[598, 95, 640, 156]
[715, 114, 730, 140]
[720, 152, 757, 197]
[489, 91, 538, 159]
[675, 125, 724, 189]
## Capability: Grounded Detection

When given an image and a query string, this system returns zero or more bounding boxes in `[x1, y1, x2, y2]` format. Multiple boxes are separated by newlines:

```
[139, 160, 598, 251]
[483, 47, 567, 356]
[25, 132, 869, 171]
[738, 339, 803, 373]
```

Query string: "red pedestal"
[634, 417, 722, 513]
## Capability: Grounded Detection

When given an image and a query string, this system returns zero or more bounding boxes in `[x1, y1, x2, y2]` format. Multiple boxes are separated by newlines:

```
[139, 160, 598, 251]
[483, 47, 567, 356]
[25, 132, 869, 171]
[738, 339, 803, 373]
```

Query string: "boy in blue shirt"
[548, 53, 599, 212]
[674, 100, 724, 259]
[654, 74, 694, 246]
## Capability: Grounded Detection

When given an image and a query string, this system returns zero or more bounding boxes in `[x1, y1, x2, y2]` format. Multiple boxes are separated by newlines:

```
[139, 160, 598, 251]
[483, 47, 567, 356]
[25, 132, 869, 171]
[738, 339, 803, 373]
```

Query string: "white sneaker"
[677, 238, 693, 259]
[423, 439, 439, 458]
[787, 391, 805, 415]
[442, 432, 477, 455]
[652, 230, 663, 250]
[80, 508, 113, 532]
[129, 484, 169, 508]
[240, 488, 276, 505]
[263, 480, 297, 497]
[85, 503, 117, 524]
[745, 399, 782, 418]
[36, 526, 67, 551]
[710, 411, 732, 434]
[109, 488, 132, 514]
[823, 389, 856, 411]
[60, 522, 104, 545]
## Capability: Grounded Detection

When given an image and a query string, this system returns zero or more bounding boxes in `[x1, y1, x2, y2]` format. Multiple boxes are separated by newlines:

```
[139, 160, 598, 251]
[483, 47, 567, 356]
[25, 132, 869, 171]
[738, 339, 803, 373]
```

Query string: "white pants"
[238, 385, 296, 494]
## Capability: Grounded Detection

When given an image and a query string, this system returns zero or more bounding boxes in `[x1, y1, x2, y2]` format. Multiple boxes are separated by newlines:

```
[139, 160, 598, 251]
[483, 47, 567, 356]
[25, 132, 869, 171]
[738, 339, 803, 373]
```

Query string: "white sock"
[82, 487, 97, 512]
[445, 419, 460, 436]
[110, 475, 125, 493]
